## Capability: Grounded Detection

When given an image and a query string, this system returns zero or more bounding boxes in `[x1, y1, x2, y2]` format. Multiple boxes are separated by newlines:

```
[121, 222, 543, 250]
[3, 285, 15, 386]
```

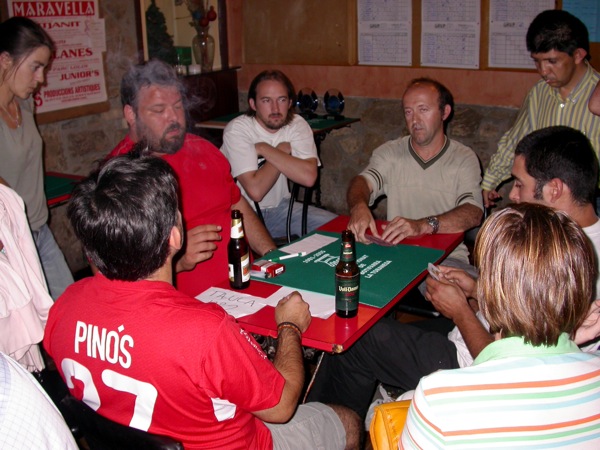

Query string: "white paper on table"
[195, 287, 268, 318]
[279, 233, 338, 255]
[263, 286, 335, 319]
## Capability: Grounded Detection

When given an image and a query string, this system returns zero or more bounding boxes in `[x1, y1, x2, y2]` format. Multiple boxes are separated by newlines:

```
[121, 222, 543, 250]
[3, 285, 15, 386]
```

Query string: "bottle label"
[240, 252, 250, 282]
[335, 273, 359, 311]
[229, 252, 250, 282]
[340, 241, 355, 262]
[230, 218, 244, 239]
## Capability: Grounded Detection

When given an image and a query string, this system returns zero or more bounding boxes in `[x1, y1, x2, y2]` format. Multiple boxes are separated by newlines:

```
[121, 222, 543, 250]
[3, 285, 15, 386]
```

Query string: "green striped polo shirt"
[401, 334, 600, 448]
[483, 63, 600, 191]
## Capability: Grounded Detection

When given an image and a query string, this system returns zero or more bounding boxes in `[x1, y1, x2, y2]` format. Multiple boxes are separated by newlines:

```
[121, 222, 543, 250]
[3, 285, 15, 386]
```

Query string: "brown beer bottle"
[335, 230, 360, 318]
[228, 210, 250, 289]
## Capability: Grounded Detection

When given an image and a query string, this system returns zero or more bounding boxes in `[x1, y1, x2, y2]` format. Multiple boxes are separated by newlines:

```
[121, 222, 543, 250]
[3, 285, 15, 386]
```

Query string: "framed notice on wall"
[6, 0, 109, 119]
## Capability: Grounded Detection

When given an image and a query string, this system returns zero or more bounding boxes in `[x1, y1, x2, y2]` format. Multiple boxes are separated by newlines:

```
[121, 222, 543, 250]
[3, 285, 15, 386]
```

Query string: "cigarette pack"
[251, 260, 286, 278]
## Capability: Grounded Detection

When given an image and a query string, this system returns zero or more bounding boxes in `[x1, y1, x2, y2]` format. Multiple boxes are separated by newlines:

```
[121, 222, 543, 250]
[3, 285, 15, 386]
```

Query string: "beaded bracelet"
[277, 321, 302, 337]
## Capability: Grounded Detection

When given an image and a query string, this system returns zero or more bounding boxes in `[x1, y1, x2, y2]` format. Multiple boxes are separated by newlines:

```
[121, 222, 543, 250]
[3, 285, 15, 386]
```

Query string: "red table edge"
[235, 215, 463, 353]
[45, 171, 84, 207]
[45, 171, 83, 180]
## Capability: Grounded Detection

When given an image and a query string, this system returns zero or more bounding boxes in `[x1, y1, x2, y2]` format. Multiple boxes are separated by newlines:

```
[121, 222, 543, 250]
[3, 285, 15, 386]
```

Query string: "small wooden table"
[197, 112, 359, 135]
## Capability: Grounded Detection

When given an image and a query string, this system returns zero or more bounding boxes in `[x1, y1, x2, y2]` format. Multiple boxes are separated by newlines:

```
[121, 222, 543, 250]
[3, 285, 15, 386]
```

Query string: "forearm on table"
[233, 198, 276, 256]
[437, 204, 483, 233]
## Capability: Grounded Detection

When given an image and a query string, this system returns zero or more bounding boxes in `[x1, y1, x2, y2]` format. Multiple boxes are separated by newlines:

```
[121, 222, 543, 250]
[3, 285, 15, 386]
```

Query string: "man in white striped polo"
[402, 202, 600, 448]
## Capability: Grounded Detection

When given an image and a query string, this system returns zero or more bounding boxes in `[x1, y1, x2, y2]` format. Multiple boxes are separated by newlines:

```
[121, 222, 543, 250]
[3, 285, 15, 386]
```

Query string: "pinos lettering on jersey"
[74, 321, 133, 369]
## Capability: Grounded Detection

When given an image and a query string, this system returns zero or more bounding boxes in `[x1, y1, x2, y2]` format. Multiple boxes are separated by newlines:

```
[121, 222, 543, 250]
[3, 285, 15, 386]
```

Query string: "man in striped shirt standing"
[401, 203, 600, 449]
[483, 9, 600, 208]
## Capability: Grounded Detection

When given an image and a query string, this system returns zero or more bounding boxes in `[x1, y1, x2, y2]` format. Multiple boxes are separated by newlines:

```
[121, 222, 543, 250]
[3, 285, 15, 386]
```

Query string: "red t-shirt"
[109, 134, 241, 296]
[44, 274, 284, 449]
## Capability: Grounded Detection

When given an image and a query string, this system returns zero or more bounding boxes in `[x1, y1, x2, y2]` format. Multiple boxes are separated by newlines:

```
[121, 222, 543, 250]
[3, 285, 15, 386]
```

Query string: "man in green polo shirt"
[483, 9, 600, 208]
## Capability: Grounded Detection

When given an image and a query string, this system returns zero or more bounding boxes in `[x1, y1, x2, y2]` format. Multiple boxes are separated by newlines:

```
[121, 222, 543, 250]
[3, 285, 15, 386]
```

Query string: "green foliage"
[145, 0, 177, 65]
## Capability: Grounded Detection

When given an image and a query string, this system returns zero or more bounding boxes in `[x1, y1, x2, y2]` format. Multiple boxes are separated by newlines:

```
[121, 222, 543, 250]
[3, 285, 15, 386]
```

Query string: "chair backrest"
[255, 181, 310, 245]
[369, 400, 411, 450]
[58, 394, 183, 450]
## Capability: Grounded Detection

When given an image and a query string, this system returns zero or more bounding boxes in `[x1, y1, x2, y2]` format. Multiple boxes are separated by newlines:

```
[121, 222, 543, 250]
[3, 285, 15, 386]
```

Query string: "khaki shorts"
[265, 402, 346, 450]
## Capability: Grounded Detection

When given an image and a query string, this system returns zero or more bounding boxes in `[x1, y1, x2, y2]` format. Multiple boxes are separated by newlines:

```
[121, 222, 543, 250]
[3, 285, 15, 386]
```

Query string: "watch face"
[324, 89, 344, 115]
[296, 88, 318, 114]
[427, 216, 439, 234]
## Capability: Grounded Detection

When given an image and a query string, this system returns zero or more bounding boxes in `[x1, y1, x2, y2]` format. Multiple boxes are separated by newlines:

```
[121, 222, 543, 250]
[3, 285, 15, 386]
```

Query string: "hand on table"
[380, 216, 424, 244]
[275, 291, 311, 333]
[348, 204, 379, 244]
[175, 224, 222, 272]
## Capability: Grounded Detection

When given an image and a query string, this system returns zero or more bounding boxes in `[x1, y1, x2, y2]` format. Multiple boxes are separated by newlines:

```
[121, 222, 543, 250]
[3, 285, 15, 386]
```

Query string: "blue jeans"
[33, 224, 74, 300]
[261, 197, 337, 238]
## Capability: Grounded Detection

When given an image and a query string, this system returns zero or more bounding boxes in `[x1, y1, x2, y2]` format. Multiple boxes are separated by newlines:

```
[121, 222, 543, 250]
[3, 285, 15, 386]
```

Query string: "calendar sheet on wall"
[420, 0, 481, 69]
[358, 0, 412, 66]
[488, 0, 555, 69]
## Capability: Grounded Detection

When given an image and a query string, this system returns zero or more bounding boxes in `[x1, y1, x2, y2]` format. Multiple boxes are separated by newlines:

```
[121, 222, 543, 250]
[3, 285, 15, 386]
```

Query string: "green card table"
[222, 215, 463, 353]
[45, 172, 83, 208]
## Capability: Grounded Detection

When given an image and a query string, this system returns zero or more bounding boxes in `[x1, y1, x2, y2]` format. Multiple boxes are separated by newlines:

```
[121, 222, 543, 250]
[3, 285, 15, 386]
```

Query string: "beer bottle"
[228, 210, 250, 289]
[335, 230, 360, 318]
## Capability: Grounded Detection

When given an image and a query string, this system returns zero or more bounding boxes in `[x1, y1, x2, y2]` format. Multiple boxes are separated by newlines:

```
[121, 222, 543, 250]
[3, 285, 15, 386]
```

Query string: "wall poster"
[7, 0, 108, 115]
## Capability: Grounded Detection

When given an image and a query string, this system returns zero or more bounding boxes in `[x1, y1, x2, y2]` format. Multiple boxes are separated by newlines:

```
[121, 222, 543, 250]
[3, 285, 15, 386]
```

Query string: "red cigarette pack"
[251, 260, 285, 278]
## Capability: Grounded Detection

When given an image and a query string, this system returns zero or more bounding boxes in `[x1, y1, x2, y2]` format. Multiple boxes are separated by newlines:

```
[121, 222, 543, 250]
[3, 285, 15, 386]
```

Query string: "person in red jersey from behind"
[44, 155, 360, 449]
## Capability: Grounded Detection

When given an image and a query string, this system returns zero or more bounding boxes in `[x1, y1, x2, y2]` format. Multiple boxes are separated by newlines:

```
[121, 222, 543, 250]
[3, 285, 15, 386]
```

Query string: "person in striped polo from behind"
[401, 203, 600, 448]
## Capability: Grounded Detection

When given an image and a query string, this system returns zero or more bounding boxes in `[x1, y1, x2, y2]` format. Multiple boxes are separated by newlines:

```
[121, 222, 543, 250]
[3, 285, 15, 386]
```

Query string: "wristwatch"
[426, 216, 439, 235]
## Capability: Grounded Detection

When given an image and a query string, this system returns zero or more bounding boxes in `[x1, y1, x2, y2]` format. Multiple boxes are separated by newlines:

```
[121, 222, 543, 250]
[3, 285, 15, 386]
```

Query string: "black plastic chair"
[58, 395, 183, 450]
[35, 369, 183, 450]
[254, 181, 312, 245]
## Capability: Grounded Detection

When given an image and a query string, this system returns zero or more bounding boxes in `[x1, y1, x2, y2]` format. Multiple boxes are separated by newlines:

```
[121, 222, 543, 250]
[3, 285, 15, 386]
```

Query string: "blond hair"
[475, 203, 594, 346]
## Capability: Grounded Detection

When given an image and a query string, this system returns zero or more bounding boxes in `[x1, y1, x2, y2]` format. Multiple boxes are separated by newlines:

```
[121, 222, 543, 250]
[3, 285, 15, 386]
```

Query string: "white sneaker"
[364, 384, 395, 430]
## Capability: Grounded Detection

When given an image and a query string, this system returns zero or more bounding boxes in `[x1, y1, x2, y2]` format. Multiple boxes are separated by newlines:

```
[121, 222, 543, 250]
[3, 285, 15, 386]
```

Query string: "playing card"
[365, 234, 395, 246]
[427, 262, 442, 281]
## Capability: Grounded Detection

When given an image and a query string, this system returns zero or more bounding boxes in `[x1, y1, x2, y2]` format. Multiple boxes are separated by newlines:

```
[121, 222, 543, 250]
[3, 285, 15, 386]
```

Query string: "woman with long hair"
[0, 16, 73, 299]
